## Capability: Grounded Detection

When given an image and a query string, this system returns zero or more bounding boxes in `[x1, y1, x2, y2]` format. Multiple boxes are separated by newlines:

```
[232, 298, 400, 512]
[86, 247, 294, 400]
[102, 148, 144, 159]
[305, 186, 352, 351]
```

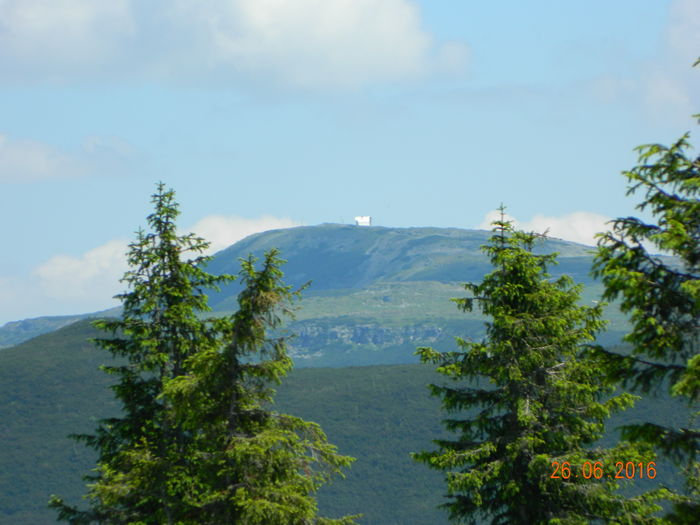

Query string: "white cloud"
[180, 0, 464, 88]
[0, 0, 134, 78]
[0, 0, 468, 89]
[477, 210, 610, 247]
[644, 70, 694, 117]
[35, 239, 130, 302]
[586, 0, 699, 123]
[0, 133, 138, 182]
[666, 0, 700, 66]
[435, 40, 471, 73]
[187, 214, 300, 254]
[519, 212, 611, 247]
[2, 214, 299, 324]
[0, 134, 85, 181]
[642, 0, 699, 118]
[644, 0, 700, 117]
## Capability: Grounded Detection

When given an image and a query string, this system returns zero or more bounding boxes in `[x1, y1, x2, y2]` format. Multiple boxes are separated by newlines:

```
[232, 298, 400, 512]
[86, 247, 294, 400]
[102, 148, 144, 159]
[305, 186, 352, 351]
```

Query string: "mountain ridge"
[2, 223, 606, 353]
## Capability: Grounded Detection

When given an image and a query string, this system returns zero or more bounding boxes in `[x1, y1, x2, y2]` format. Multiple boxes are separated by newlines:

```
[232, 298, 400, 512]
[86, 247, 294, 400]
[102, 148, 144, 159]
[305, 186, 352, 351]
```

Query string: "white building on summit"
[354, 216, 371, 226]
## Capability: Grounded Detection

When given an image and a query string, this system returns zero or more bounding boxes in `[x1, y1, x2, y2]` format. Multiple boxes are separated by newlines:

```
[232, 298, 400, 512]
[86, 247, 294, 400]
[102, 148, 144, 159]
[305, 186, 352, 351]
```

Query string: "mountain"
[0, 224, 626, 364]
[0, 315, 85, 349]
[0, 307, 120, 349]
[204, 223, 596, 298]
[203, 224, 630, 365]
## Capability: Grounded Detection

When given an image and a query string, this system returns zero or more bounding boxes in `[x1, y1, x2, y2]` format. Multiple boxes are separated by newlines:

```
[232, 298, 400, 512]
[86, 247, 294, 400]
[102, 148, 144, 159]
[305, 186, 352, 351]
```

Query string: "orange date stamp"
[551, 461, 656, 480]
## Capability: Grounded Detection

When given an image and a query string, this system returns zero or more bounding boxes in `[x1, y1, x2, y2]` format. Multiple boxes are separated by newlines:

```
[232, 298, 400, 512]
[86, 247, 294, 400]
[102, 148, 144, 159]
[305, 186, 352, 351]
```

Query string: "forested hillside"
[0, 320, 688, 524]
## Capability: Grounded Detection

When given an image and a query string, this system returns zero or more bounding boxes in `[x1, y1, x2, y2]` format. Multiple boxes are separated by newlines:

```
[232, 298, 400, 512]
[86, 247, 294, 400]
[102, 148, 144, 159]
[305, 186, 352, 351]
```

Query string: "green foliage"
[0, 319, 689, 524]
[159, 251, 357, 524]
[593, 125, 700, 521]
[416, 213, 664, 524]
[48, 183, 355, 524]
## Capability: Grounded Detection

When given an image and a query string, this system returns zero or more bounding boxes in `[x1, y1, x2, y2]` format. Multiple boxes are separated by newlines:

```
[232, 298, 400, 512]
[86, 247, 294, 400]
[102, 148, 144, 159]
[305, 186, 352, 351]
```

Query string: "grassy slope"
[0, 320, 690, 524]
[204, 224, 596, 307]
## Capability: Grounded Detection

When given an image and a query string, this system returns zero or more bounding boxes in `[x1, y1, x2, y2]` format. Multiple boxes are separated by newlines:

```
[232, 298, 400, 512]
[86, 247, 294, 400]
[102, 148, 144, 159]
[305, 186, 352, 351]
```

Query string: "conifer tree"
[49, 183, 356, 524]
[592, 124, 700, 522]
[415, 212, 664, 524]
[162, 249, 357, 524]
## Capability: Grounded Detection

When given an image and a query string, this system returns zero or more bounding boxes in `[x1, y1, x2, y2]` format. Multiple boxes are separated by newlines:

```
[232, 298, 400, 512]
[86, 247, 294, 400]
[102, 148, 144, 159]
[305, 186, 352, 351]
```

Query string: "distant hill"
[0, 315, 86, 349]
[0, 224, 626, 364]
[204, 223, 595, 300]
[0, 307, 119, 349]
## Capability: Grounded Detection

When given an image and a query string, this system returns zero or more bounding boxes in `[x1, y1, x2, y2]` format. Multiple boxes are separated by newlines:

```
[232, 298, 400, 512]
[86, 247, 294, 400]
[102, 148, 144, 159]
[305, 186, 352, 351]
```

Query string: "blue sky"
[1, 0, 698, 324]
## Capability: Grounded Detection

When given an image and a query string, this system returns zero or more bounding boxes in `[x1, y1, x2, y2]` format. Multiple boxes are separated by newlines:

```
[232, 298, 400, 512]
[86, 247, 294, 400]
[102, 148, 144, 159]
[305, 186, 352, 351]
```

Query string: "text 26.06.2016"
[550, 461, 656, 480]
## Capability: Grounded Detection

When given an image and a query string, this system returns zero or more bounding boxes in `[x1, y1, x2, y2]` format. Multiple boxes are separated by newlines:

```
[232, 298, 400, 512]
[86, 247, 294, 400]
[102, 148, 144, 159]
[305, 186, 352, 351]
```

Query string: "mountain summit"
[1, 224, 599, 355]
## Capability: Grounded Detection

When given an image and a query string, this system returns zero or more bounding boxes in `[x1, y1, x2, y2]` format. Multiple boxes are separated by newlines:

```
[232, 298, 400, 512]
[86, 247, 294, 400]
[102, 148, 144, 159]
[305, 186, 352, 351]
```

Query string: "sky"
[1, 0, 699, 325]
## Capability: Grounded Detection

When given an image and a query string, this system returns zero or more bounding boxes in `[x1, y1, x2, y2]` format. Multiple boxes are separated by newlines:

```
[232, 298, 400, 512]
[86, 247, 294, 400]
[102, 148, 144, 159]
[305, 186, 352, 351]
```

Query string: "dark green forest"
[0, 319, 691, 524]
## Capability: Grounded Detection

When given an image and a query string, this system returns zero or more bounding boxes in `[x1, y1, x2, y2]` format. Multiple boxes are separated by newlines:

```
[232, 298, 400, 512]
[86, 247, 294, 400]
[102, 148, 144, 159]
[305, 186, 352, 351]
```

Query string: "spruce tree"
[49, 183, 356, 524]
[162, 249, 357, 524]
[592, 126, 700, 522]
[415, 213, 663, 524]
